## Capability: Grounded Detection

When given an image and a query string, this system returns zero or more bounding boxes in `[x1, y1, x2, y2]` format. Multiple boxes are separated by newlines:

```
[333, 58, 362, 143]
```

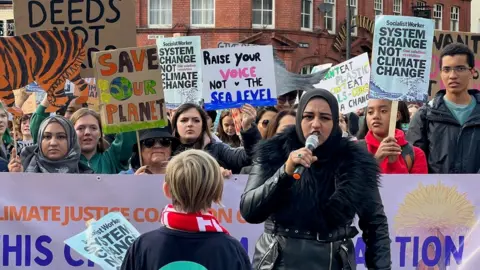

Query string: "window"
[374, 0, 383, 16]
[0, 20, 14, 37]
[348, 0, 357, 36]
[393, 0, 402, 15]
[417, 1, 425, 6]
[323, 0, 336, 33]
[301, 65, 315, 74]
[433, 4, 443, 30]
[450, 6, 459, 31]
[148, 0, 172, 27]
[191, 0, 214, 27]
[253, 0, 274, 28]
[301, 0, 313, 30]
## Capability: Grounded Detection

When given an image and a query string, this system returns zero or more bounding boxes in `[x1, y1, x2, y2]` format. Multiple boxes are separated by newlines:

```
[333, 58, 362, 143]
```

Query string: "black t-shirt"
[121, 226, 252, 270]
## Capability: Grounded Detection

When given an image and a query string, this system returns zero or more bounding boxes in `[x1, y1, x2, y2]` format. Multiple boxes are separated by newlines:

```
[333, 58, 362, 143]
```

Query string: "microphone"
[293, 134, 320, 180]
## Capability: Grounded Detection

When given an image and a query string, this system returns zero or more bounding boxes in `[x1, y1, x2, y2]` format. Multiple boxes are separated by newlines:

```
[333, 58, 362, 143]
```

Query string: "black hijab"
[295, 89, 343, 161]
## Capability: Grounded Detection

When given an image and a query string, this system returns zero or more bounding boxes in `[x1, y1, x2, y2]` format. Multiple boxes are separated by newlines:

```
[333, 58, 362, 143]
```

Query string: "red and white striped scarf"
[160, 204, 230, 235]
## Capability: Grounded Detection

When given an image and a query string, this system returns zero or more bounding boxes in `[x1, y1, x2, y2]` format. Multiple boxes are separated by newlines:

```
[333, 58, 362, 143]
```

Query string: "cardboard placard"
[13, 0, 137, 77]
[0, 30, 86, 115]
[21, 93, 37, 115]
[72, 78, 99, 111]
[94, 45, 168, 134]
[430, 30, 480, 97]
[13, 88, 37, 114]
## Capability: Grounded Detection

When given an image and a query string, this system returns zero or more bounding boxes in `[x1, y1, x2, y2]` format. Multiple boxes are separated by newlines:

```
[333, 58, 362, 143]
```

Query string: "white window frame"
[433, 4, 443, 30]
[393, 0, 402, 15]
[450, 6, 459, 31]
[148, 0, 172, 28]
[417, 1, 425, 6]
[0, 19, 14, 37]
[374, 0, 383, 16]
[348, 0, 358, 36]
[252, 0, 275, 29]
[191, 0, 215, 28]
[324, 0, 336, 34]
[301, 0, 313, 31]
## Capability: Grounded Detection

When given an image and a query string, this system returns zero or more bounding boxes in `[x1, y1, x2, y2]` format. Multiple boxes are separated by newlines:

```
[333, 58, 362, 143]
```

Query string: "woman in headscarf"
[8, 115, 92, 174]
[240, 89, 391, 269]
[239, 110, 296, 175]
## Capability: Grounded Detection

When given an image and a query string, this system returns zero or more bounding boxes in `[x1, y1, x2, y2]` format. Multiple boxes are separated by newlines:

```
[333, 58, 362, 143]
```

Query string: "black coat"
[240, 126, 391, 270]
[176, 124, 261, 174]
[406, 89, 480, 173]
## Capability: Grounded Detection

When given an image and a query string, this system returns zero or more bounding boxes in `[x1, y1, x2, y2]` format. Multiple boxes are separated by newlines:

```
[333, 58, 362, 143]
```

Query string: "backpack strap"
[400, 143, 415, 173]
[358, 139, 415, 172]
[420, 100, 432, 157]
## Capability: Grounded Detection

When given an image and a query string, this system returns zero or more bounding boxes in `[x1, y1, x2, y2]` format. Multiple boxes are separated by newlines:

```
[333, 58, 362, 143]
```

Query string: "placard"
[71, 78, 99, 111]
[65, 212, 140, 270]
[13, 0, 137, 77]
[314, 53, 370, 114]
[202, 45, 277, 110]
[157, 36, 202, 108]
[94, 45, 168, 134]
[370, 15, 434, 102]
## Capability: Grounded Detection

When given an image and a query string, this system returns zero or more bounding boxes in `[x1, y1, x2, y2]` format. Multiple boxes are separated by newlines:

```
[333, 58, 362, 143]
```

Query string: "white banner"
[0, 174, 479, 269]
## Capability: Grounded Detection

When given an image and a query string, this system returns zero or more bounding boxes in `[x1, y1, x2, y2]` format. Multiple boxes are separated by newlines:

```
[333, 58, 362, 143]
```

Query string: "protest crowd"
[2, 5, 480, 270]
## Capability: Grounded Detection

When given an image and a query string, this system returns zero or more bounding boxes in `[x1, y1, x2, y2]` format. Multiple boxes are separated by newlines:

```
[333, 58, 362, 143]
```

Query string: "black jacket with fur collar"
[240, 126, 391, 269]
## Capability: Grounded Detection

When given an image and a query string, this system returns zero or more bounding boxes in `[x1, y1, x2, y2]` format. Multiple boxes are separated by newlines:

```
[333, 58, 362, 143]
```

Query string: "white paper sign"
[157, 36, 203, 108]
[201, 45, 277, 110]
[314, 53, 370, 114]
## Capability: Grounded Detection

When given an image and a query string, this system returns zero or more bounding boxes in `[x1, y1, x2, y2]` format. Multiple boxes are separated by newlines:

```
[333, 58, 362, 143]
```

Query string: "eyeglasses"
[142, 138, 172, 148]
[261, 119, 270, 128]
[277, 97, 296, 104]
[441, 66, 471, 74]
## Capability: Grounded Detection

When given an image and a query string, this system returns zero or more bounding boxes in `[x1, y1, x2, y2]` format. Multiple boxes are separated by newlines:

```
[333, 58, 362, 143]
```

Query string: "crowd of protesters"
[1, 43, 478, 270]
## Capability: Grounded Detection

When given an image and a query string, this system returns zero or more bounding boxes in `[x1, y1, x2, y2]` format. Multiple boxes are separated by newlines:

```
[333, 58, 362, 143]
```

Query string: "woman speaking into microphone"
[240, 89, 391, 270]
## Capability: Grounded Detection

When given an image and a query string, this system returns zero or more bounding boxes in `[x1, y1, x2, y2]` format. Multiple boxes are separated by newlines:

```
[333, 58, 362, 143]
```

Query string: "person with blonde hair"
[121, 149, 251, 270]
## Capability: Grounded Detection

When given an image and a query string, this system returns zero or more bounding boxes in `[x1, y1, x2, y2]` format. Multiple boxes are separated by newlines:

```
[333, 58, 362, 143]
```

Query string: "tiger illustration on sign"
[0, 30, 89, 116]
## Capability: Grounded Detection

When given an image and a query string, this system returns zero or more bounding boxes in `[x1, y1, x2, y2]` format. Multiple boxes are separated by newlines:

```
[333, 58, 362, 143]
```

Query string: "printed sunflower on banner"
[394, 182, 477, 268]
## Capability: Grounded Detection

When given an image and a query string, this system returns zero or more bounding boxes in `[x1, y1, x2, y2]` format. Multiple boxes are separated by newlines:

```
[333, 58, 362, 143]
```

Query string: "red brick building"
[0, 1, 14, 37]
[136, 0, 471, 73]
